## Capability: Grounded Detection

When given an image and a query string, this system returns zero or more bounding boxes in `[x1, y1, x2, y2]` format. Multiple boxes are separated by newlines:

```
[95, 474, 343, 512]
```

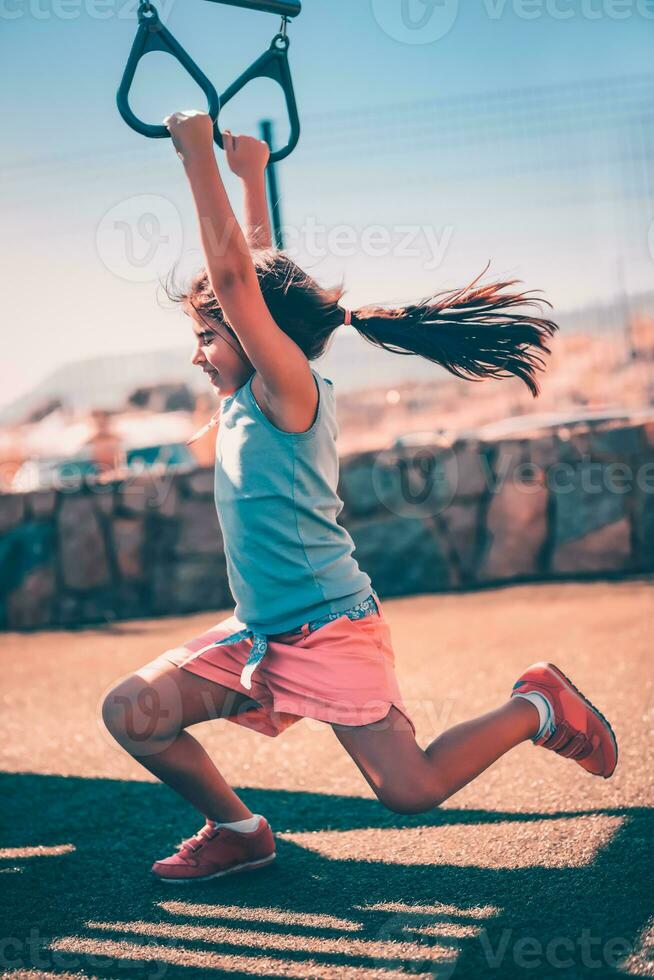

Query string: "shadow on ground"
[0, 772, 651, 979]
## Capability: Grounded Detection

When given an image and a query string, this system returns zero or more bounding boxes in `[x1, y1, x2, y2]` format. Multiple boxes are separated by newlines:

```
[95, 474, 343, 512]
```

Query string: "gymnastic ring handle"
[213, 34, 300, 163]
[116, 4, 221, 139]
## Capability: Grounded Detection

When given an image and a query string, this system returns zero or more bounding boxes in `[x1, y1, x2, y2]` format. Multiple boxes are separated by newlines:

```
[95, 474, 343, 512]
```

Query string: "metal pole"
[616, 256, 636, 361]
[202, 0, 301, 17]
[260, 119, 284, 250]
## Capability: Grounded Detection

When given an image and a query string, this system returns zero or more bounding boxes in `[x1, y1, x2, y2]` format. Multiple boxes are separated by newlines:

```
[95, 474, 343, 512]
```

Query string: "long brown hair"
[167, 250, 558, 397]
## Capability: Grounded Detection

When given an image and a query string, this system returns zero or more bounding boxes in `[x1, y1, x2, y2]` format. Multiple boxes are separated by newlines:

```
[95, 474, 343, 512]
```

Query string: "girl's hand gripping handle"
[223, 131, 270, 181]
[163, 110, 215, 165]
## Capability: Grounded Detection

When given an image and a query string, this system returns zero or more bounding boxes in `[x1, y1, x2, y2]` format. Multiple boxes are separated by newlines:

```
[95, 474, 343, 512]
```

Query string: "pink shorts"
[161, 598, 415, 738]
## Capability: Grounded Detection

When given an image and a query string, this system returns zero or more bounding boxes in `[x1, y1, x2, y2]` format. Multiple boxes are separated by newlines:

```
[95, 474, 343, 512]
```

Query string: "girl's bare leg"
[332, 699, 541, 814]
[102, 659, 260, 822]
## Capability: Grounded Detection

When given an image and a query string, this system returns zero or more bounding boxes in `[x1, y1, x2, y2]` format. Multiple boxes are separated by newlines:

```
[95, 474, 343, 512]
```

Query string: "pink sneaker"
[152, 817, 276, 883]
[512, 662, 618, 778]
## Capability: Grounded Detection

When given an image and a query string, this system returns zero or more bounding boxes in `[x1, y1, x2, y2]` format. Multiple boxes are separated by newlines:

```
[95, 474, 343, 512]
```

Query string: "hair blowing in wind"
[169, 252, 558, 397]
[351, 267, 558, 398]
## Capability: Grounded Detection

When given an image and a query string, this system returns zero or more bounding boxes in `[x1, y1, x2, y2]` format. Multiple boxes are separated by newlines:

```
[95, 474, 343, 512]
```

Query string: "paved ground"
[1, 579, 653, 979]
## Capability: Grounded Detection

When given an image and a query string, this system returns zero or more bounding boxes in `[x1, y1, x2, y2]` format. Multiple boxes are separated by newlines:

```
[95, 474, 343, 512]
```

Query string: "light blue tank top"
[214, 368, 372, 635]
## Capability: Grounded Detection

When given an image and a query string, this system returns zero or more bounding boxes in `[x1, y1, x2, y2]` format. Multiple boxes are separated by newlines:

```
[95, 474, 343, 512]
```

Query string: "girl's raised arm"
[222, 130, 273, 250]
[164, 111, 315, 424]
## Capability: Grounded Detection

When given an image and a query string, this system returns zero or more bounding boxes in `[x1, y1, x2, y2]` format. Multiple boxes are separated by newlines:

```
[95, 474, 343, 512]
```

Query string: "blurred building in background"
[0, 385, 217, 494]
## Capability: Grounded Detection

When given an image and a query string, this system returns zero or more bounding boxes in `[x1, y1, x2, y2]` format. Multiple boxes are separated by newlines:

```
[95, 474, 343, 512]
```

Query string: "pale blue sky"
[2, 0, 653, 409]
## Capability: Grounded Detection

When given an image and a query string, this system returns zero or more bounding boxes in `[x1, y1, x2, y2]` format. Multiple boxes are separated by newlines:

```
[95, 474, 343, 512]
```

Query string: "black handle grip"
[116, 6, 220, 139]
[202, 0, 301, 16]
[214, 37, 300, 163]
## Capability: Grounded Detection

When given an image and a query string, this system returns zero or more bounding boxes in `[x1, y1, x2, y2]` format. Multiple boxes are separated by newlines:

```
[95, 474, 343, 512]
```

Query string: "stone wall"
[2, 416, 653, 630]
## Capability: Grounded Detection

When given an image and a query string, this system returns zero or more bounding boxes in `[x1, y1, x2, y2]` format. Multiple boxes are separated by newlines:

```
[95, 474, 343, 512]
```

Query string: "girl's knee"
[102, 671, 182, 750]
[375, 779, 446, 815]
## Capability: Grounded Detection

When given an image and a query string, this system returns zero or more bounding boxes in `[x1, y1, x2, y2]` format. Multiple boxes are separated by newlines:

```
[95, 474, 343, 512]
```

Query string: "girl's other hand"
[163, 110, 214, 162]
[222, 130, 270, 180]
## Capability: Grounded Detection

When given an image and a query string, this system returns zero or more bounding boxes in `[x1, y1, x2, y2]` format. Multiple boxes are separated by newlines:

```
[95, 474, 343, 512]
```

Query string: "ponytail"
[347, 268, 558, 397]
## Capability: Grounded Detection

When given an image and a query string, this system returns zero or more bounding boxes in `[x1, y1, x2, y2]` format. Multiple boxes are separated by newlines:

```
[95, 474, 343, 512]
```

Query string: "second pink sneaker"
[152, 816, 276, 883]
[512, 662, 618, 778]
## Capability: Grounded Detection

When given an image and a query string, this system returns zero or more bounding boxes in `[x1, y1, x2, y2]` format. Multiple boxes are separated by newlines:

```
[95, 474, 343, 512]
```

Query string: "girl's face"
[190, 312, 253, 397]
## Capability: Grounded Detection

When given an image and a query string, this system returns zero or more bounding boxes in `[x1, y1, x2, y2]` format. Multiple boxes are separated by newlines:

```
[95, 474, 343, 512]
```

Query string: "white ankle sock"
[513, 692, 554, 741]
[211, 814, 262, 833]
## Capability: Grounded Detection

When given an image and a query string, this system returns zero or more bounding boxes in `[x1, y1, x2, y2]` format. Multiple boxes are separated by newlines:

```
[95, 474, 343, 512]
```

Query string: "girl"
[102, 111, 617, 883]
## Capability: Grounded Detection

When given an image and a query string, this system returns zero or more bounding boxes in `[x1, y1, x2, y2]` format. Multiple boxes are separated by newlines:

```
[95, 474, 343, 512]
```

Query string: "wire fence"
[3, 71, 653, 417]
